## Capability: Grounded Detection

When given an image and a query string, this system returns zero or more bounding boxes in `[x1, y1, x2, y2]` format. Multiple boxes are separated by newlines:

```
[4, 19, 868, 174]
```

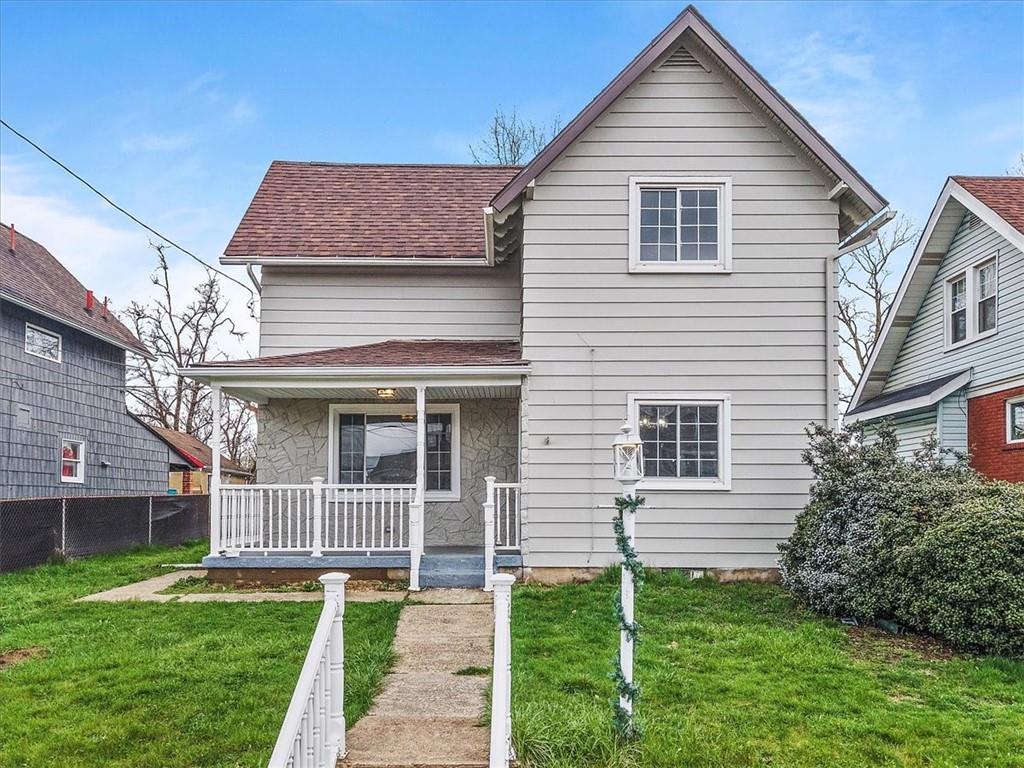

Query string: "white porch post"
[209, 384, 222, 556]
[409, 385, 426, 591]
[483, 475, 496, 592]
[311, 476, 324, 557]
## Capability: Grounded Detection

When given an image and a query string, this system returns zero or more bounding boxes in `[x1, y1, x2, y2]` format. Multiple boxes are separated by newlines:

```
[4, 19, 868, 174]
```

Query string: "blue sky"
[1, 0, 1022, 352]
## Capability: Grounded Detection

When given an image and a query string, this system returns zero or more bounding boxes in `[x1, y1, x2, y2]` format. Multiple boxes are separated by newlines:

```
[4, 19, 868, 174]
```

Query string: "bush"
[779, 421, 1024, 657]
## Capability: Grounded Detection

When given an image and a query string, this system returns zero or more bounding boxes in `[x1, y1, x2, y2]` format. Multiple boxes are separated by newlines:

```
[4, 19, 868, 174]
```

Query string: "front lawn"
[0, 543, 402, 768]
[511, 570, 1024, 768]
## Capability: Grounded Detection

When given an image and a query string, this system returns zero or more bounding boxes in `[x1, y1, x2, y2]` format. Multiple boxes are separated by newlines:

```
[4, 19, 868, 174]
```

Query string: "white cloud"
[121, 132, 196, 153]
[184, 70, 223, 96]
[228, 97, 257, 125]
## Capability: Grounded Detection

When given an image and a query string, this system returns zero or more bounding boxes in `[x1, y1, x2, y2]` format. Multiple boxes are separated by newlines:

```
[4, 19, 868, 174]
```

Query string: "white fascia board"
[948, 179, 1024, 252]
[220, 256, 491, 268]
[179, 365, 529, 386]
[845, 369, 972, 425]
[0, 291, 155, 359]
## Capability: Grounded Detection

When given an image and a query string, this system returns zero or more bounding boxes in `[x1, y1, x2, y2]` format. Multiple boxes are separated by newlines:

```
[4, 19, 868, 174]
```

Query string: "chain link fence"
[0, 494, 209, 573]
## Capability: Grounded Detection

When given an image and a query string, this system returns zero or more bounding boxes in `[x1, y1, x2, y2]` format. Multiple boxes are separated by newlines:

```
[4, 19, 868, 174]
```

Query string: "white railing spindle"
[268, 572, 349, 768]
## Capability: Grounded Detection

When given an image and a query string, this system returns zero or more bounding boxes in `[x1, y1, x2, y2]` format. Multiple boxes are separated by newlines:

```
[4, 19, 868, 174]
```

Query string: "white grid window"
[977, 261, 997, 334]
[25, 323, 62, 362]
[630, 177, 732, 272]
[628, 392, 732, 490]
[946, 256, 999, 349]
[949, 275, 967, 344]
[60, 438, 85, 483]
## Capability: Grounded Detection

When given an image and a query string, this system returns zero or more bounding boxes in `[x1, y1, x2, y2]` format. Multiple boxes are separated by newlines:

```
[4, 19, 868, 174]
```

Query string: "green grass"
[0, 542, 402, 768]
[511, 570, 1024, 768]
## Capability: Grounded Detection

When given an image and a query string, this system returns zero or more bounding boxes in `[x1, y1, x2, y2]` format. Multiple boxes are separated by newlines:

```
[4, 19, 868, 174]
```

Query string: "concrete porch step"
[420, 553, 486, 588]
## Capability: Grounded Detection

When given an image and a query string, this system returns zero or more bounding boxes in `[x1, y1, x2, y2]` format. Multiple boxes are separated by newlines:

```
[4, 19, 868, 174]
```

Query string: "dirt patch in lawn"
[0, 646, 47, 670]
[846, 625, 961, 662]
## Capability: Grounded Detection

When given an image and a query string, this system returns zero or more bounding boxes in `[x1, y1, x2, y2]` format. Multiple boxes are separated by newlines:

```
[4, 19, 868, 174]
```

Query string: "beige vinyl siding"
[258, 261, 521, 355]
[519, 57, 839, 570]
[884, 217, 1024, 394]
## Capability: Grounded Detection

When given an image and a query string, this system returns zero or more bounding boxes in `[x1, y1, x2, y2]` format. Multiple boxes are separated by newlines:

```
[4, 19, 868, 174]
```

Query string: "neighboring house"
[143, 422, 253, 493]
[183, 6, 888, 586]
[847, 177, 1024, 481]
[0, 224, 169, 499]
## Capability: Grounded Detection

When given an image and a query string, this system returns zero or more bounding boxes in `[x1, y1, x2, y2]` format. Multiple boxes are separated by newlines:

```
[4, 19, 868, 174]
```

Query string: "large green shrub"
[779, 421, 1024, 657]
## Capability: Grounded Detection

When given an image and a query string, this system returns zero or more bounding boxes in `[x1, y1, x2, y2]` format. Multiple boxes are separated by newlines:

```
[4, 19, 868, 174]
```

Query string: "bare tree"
[123, 242, 256, 470]
[1009, 153, 1024, 175]
[836, 214, 918, 402]
[470, 107, 561, 165]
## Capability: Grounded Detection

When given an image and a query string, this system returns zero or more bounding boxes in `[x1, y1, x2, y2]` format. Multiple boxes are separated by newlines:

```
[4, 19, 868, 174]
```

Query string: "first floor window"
[1008, 397, 1024, 444]
[949, 274, 967, 344]
[25, 323, 62, 362]
[60, 438, 85, 483]
[629, 393, 731, 490]
[334, 406, 458, 495]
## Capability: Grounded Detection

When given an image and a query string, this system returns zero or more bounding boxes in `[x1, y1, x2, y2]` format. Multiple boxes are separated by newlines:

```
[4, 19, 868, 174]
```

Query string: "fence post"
[209, 385, 222, 556]
[489, 573, 515, 768]
[483, 476, 496, 592]
[148, 496, 153, 545]
[321, 572, 350, 759]
[311, 477, 324, 557]
[61, 497, 67, 554]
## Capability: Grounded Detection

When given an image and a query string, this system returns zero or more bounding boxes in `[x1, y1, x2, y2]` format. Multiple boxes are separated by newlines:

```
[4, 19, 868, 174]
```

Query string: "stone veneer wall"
[256, 397, 519, 547]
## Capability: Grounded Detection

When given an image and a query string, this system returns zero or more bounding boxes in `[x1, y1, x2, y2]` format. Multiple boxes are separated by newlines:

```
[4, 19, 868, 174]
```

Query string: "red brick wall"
[968, 385, 1024, 482]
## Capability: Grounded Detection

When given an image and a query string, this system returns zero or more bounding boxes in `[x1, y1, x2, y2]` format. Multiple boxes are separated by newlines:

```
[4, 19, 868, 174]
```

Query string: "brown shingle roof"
[223, 162, 521, 261]
[0, 223, 150, 355]
[147, 424, 250, 476]
[195, 339, 524, 368]
[953, 176, 1024, 235]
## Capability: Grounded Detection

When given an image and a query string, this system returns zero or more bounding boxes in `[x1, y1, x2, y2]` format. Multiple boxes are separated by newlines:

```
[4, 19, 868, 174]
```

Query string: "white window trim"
[944, 255, 998, 351]
[326, 403, 461, 502]
[627, 391, 732, 491]
[628, 175, 733, 273]
[60, 437, 85, 484]
[25, 322, 62, 363]
[1007, 395, 1024, 445]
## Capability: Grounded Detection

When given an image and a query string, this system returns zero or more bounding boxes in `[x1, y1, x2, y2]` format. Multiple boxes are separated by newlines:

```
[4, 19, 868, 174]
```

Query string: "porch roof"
[181, 339, 527, 402]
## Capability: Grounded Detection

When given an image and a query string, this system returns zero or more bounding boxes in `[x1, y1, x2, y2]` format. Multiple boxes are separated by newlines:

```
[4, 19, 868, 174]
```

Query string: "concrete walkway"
[76, 570, 405, 603]
[341, 590, 493, 768]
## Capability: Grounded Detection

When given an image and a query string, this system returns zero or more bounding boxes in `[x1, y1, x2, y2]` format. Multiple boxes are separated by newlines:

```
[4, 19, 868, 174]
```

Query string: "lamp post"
[611, 423, 643, 728]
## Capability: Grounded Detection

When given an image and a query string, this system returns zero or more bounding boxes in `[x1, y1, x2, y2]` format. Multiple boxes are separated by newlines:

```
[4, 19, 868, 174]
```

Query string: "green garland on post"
[610, 493, 645, 741]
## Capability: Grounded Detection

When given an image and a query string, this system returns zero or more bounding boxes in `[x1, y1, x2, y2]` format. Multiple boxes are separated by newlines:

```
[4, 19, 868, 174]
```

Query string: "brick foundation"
[968, 385, 1024, 482]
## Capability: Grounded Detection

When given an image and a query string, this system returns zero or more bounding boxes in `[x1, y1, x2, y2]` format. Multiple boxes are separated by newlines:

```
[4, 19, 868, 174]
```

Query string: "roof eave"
[845, 370, 972, 424]
[490, 5, 886, 217]
[220, 255, 492, 268]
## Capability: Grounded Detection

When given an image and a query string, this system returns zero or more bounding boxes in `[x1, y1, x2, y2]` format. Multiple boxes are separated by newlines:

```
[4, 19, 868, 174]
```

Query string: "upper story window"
[25, 323, 62, 362]
[946, 256, 998, 350]
[1008, 396, 1024, 445]
[61, 438, 85, 483]
[628, 392, 732, 491]
[628, 176, 732, 273]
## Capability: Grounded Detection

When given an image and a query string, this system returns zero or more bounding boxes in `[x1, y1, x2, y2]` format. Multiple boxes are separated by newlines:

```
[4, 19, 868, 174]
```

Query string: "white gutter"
[180, 363, 530, 380]
[844, 369, 972, 425]
[483, 206, 496, 266]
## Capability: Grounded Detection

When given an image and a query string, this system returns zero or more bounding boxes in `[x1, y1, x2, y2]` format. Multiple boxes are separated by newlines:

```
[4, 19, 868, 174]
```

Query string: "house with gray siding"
[847, 177, 1024, 481]
[184, 6, 890, 587]
[0, 224, 169, 499]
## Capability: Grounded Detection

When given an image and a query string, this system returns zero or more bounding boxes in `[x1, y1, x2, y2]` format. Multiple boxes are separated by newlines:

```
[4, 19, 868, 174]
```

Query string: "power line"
[0, 118, 257, 315]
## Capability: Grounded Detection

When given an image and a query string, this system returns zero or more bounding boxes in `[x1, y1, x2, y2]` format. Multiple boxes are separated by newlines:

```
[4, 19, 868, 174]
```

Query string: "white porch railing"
[489, 574, 515, 768]
[483, 479, 520, 592]
[217, 481, 416, 554]
[268, 572, 349, 768]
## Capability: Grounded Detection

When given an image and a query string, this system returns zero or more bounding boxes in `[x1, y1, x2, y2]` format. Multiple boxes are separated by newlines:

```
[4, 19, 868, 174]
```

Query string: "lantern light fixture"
[612, 422, 644, 483]
[376, 387, 397, 400]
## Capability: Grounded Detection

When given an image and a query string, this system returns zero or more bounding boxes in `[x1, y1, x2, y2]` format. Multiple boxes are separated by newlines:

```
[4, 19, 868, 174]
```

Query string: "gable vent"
[964, 212, 981, 230]
[659, 46, 701, 70]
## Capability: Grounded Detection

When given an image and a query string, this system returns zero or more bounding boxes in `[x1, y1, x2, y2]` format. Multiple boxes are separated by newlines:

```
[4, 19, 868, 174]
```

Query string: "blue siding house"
[0, 223, 169, 499]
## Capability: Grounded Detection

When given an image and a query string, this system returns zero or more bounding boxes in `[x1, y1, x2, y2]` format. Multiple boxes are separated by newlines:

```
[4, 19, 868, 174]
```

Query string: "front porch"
[182, 339, 529, 589]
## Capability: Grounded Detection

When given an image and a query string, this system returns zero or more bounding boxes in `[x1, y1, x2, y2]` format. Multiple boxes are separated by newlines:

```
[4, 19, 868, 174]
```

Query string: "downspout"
[576, 332, 596, 565]
[245, 262, 262, 295]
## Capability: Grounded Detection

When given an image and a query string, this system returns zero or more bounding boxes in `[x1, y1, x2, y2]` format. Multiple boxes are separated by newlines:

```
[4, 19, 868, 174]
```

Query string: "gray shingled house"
[183, 7, 890, 588]
[0, 224, 168, 499]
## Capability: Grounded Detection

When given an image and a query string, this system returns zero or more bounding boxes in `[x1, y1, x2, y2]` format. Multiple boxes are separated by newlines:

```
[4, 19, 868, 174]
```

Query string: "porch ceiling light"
[376, 387, 397, 400]
[612, 422, 644, 483]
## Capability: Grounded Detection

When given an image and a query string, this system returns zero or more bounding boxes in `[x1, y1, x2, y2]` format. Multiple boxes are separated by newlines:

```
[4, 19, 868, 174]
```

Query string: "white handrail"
[489, 574, 515, 768]
[268, 572, 349, 768]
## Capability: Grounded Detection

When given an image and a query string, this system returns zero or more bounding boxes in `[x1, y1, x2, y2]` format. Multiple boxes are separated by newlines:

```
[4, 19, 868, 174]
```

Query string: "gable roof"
[222, 162, 521, 264]
[490, 4, 886, 233]
[145, 423, 251, 476]
[0, 224, 151, 356]
[849, 176, 1024, 411]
